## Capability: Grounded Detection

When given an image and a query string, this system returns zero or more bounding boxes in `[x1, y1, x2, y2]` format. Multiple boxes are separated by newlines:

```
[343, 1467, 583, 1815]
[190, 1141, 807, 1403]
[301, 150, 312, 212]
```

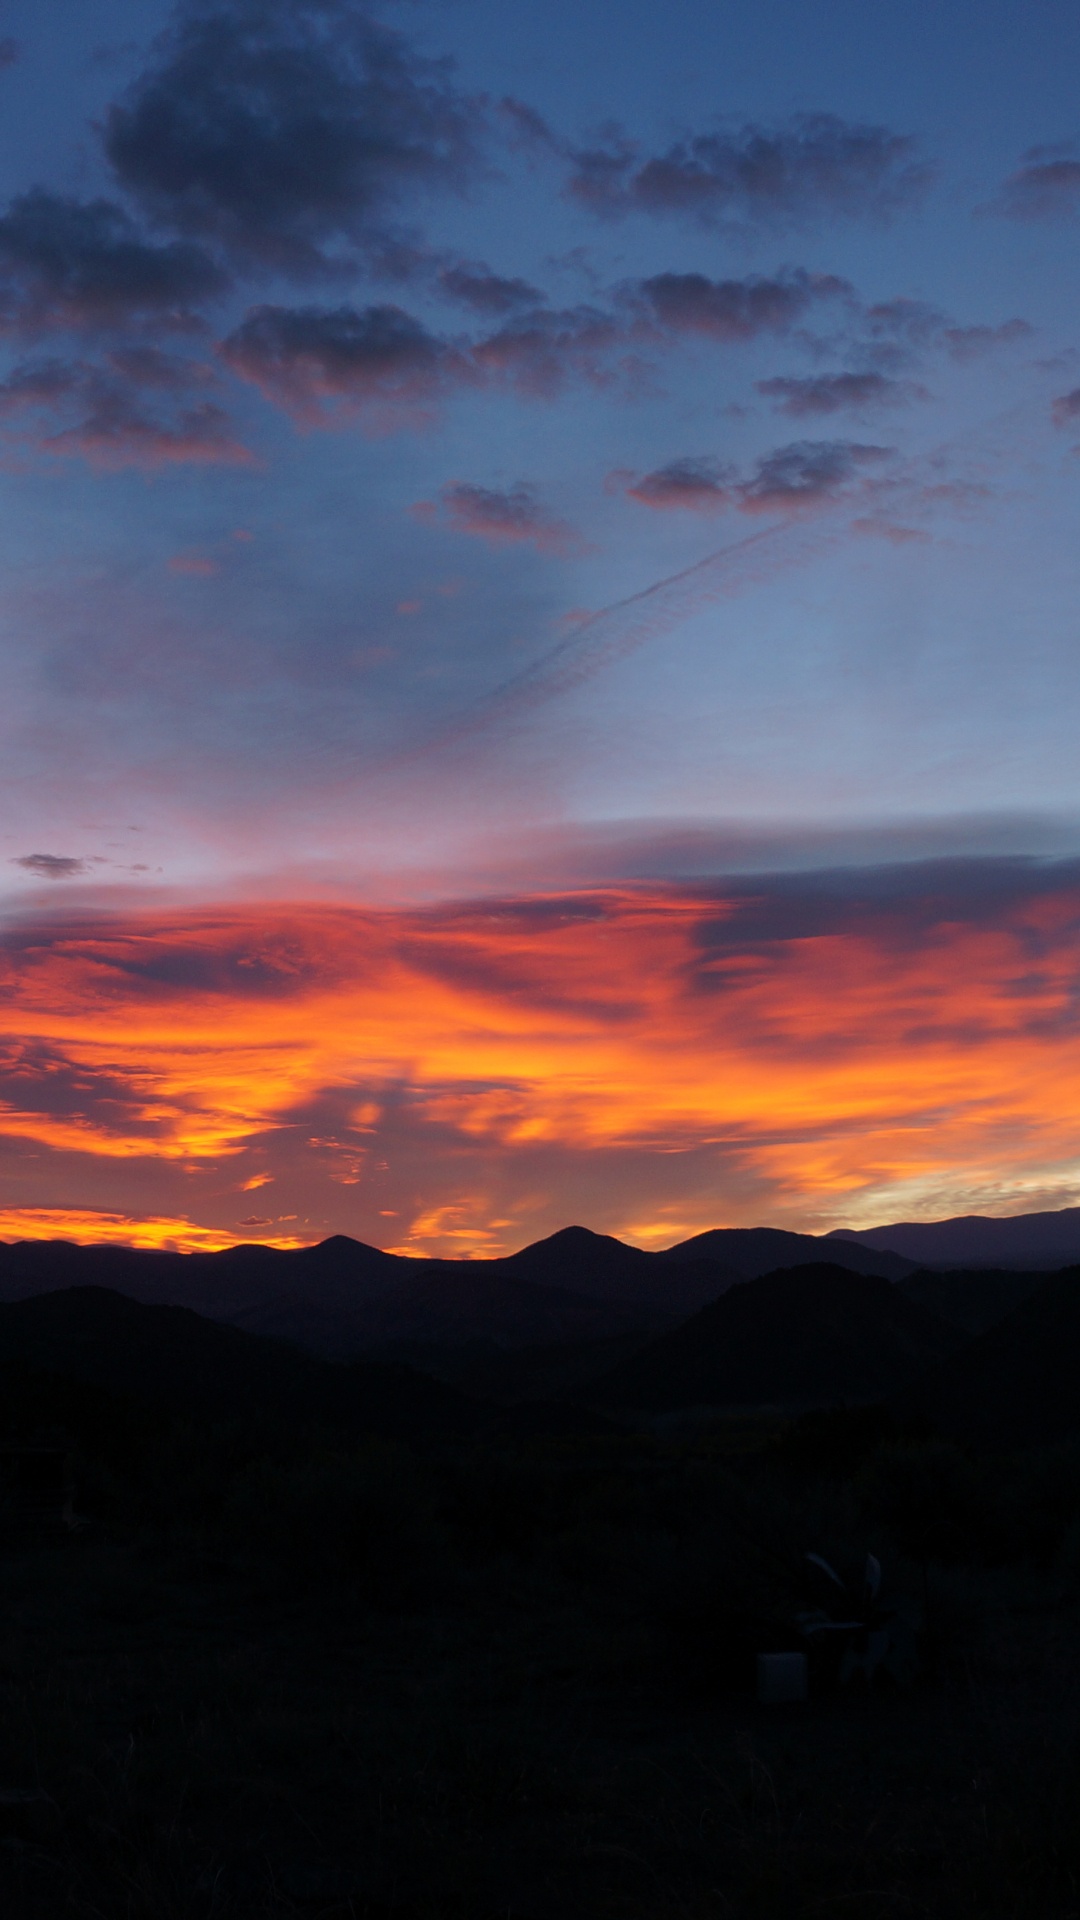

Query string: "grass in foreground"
[0, 1410, 1076, 1916]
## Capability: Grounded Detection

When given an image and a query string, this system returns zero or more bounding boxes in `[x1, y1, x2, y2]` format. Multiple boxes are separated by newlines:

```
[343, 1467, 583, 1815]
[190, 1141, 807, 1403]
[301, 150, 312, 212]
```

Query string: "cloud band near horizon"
[4, 859, 1080, 1255]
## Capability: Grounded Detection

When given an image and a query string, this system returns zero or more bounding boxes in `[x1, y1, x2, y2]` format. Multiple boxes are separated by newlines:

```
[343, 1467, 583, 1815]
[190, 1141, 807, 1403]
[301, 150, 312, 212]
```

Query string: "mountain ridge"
[590, 1262, 962, 1414]
[6, 1207, 1079, 1363]
[903, 1262, 1080, 1448]
[0, 1223, 912, 1358]
[828, 1205, 1080, 1268]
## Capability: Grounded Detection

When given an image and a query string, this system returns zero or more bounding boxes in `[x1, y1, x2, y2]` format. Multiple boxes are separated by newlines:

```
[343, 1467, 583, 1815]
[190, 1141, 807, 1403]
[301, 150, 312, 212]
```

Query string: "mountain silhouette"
[0, 1287, 484, 1437]
[591, 1263, 960, 1413]
[905, 1264, 1080, 1448]
[897, 1266, 1044, 1336]
[0, 1224, 909, 1358]
[662, 1226, 910, 1282]
[829, 1206, 1080, 1269]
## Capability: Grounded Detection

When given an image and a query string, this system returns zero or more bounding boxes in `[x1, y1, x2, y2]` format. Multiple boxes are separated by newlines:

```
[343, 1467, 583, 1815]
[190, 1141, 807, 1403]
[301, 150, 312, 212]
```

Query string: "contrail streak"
[370, 511, 840, 781]
[412, 391, 1042, 760]
[330, 391, 1045, 793]
[451, 516, 833, 725]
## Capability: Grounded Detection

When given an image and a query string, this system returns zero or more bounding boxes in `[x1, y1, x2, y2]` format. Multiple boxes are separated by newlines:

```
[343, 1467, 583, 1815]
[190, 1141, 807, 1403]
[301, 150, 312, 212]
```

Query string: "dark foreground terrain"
[0, 1267, 1078, 1918]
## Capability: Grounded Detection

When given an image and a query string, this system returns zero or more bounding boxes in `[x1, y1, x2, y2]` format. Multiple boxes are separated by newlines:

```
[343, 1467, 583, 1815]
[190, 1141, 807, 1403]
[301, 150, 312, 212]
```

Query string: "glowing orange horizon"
[4, 880, 1080, 1256]
[0, 1208, 309, 1255]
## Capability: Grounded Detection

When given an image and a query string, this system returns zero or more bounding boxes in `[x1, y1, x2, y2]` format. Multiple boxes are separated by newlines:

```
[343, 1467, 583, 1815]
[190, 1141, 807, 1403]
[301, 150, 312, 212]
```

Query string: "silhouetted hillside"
[0, 1224, 916, 1359]
[379, 1335, 637, 1405]
[898, 1267, 1045, 1336]
[499, 1224, 655, 1285]
[0, 1288, 484, 1438]
[0, 1231, 401, 1305]
[489, 1224, 726, 1311]
[0, 1228, 729, 1357]
[0, 1235, 651, 1356]
[344, 1269, 647, 1347]
[906, 1264, 1080, 1448]
[829, 1206, 1080, 1269]
[662, 1226, 912, 1282]
[591, 1263, 960, 1413]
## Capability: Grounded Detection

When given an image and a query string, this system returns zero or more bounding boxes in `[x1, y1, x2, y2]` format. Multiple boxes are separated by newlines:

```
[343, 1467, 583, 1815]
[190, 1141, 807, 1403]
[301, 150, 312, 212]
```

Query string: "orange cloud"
[3, 870, 1080, 1252]
[0, 1207, 306, 1253]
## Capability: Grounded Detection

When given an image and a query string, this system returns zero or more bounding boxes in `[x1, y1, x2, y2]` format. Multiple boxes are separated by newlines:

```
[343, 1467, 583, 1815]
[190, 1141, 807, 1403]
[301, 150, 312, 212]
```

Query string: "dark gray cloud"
[864, 297, 945, 349]
[0, 914, 335, 996]
[106, 343, 210, 390]
[436, 263, 544, 315]
[220, 275, 835, 421]
[624, 457, 733, 511]
[12, 854, 87, 879]
[0, 359, 84, 412]
[635, 269, 850, 341]
[47, 393, 249, 469]
[0, 189, 226, 335]
[991, 147, 1080, 221]
[566, 113, 930, 227]
[687, 856, 1080, 965]
[497, 95, 559, 153]
[756, 371, 926, 416]
[0, 351, 251, 467]
[738, 439, 892, 512]
[860, 298, 1031, 370]
[943, 318, 1032, 361]
[103, 0, 487, 277]
[1052, 387, 1080, 428]
[213, 266, 934, 431]
[470, 303, 625, 397]
[220, 300, 469, 417]
[420, 481, 580, 554]
[619, 439, 892, 515]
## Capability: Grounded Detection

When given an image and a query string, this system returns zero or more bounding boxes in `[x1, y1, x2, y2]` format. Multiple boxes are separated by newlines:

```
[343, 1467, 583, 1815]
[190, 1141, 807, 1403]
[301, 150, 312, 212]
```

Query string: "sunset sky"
[3, 0, 1080, 1254]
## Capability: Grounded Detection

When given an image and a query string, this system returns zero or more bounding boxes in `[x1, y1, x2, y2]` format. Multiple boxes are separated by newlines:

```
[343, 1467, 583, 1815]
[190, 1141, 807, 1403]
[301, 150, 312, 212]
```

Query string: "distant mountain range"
[0, 1253, 1077, 1450]
[0, 1223, 911, 1359]
[905, 1262, 1080, 1449]
[829, 1205, 1080, 1269]
[0, 1286, 484, 1440]
[1, 1209, 1079, 1446]
[0, 1207, 1076, 1362]
[591, 1264, 961, 1413]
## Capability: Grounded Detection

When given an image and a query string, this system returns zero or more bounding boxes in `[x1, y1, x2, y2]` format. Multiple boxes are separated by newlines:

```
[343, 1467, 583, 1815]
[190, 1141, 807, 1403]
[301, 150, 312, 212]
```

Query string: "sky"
[3, 0, 1080, 1254]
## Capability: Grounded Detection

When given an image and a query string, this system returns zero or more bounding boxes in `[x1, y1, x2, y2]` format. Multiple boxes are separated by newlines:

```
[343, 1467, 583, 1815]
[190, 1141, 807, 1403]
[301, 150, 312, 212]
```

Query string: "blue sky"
[0, 0, 1077, 901]
[3, 0, 1080, 1249]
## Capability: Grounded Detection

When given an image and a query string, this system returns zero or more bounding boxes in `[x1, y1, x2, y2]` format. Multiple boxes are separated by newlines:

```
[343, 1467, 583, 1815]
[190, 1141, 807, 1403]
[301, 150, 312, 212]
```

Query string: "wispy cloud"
[469, 303, 628, 397]
[619, 440, 893, 515]
[218, 270, 854, 424]
[416, 481, 583, 554]
[738, 439, 893, 512]
[436, 263, 545, 315]
[989, 145, 1080, 220]
[0, 189, 226, 335]
[756, 371, 927, 417]
[623, 457, 733, 511]
[634, 268, 851, 340]
[219, 301, 472, 423]
[12, 853, 88, 879]
[0, 350, 253, 467]
[564, 112, 931, 228]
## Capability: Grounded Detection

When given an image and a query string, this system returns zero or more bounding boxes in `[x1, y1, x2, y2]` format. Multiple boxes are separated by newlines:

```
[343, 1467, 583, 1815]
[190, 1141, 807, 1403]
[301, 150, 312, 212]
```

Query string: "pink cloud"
[421, 481, 584, 555]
